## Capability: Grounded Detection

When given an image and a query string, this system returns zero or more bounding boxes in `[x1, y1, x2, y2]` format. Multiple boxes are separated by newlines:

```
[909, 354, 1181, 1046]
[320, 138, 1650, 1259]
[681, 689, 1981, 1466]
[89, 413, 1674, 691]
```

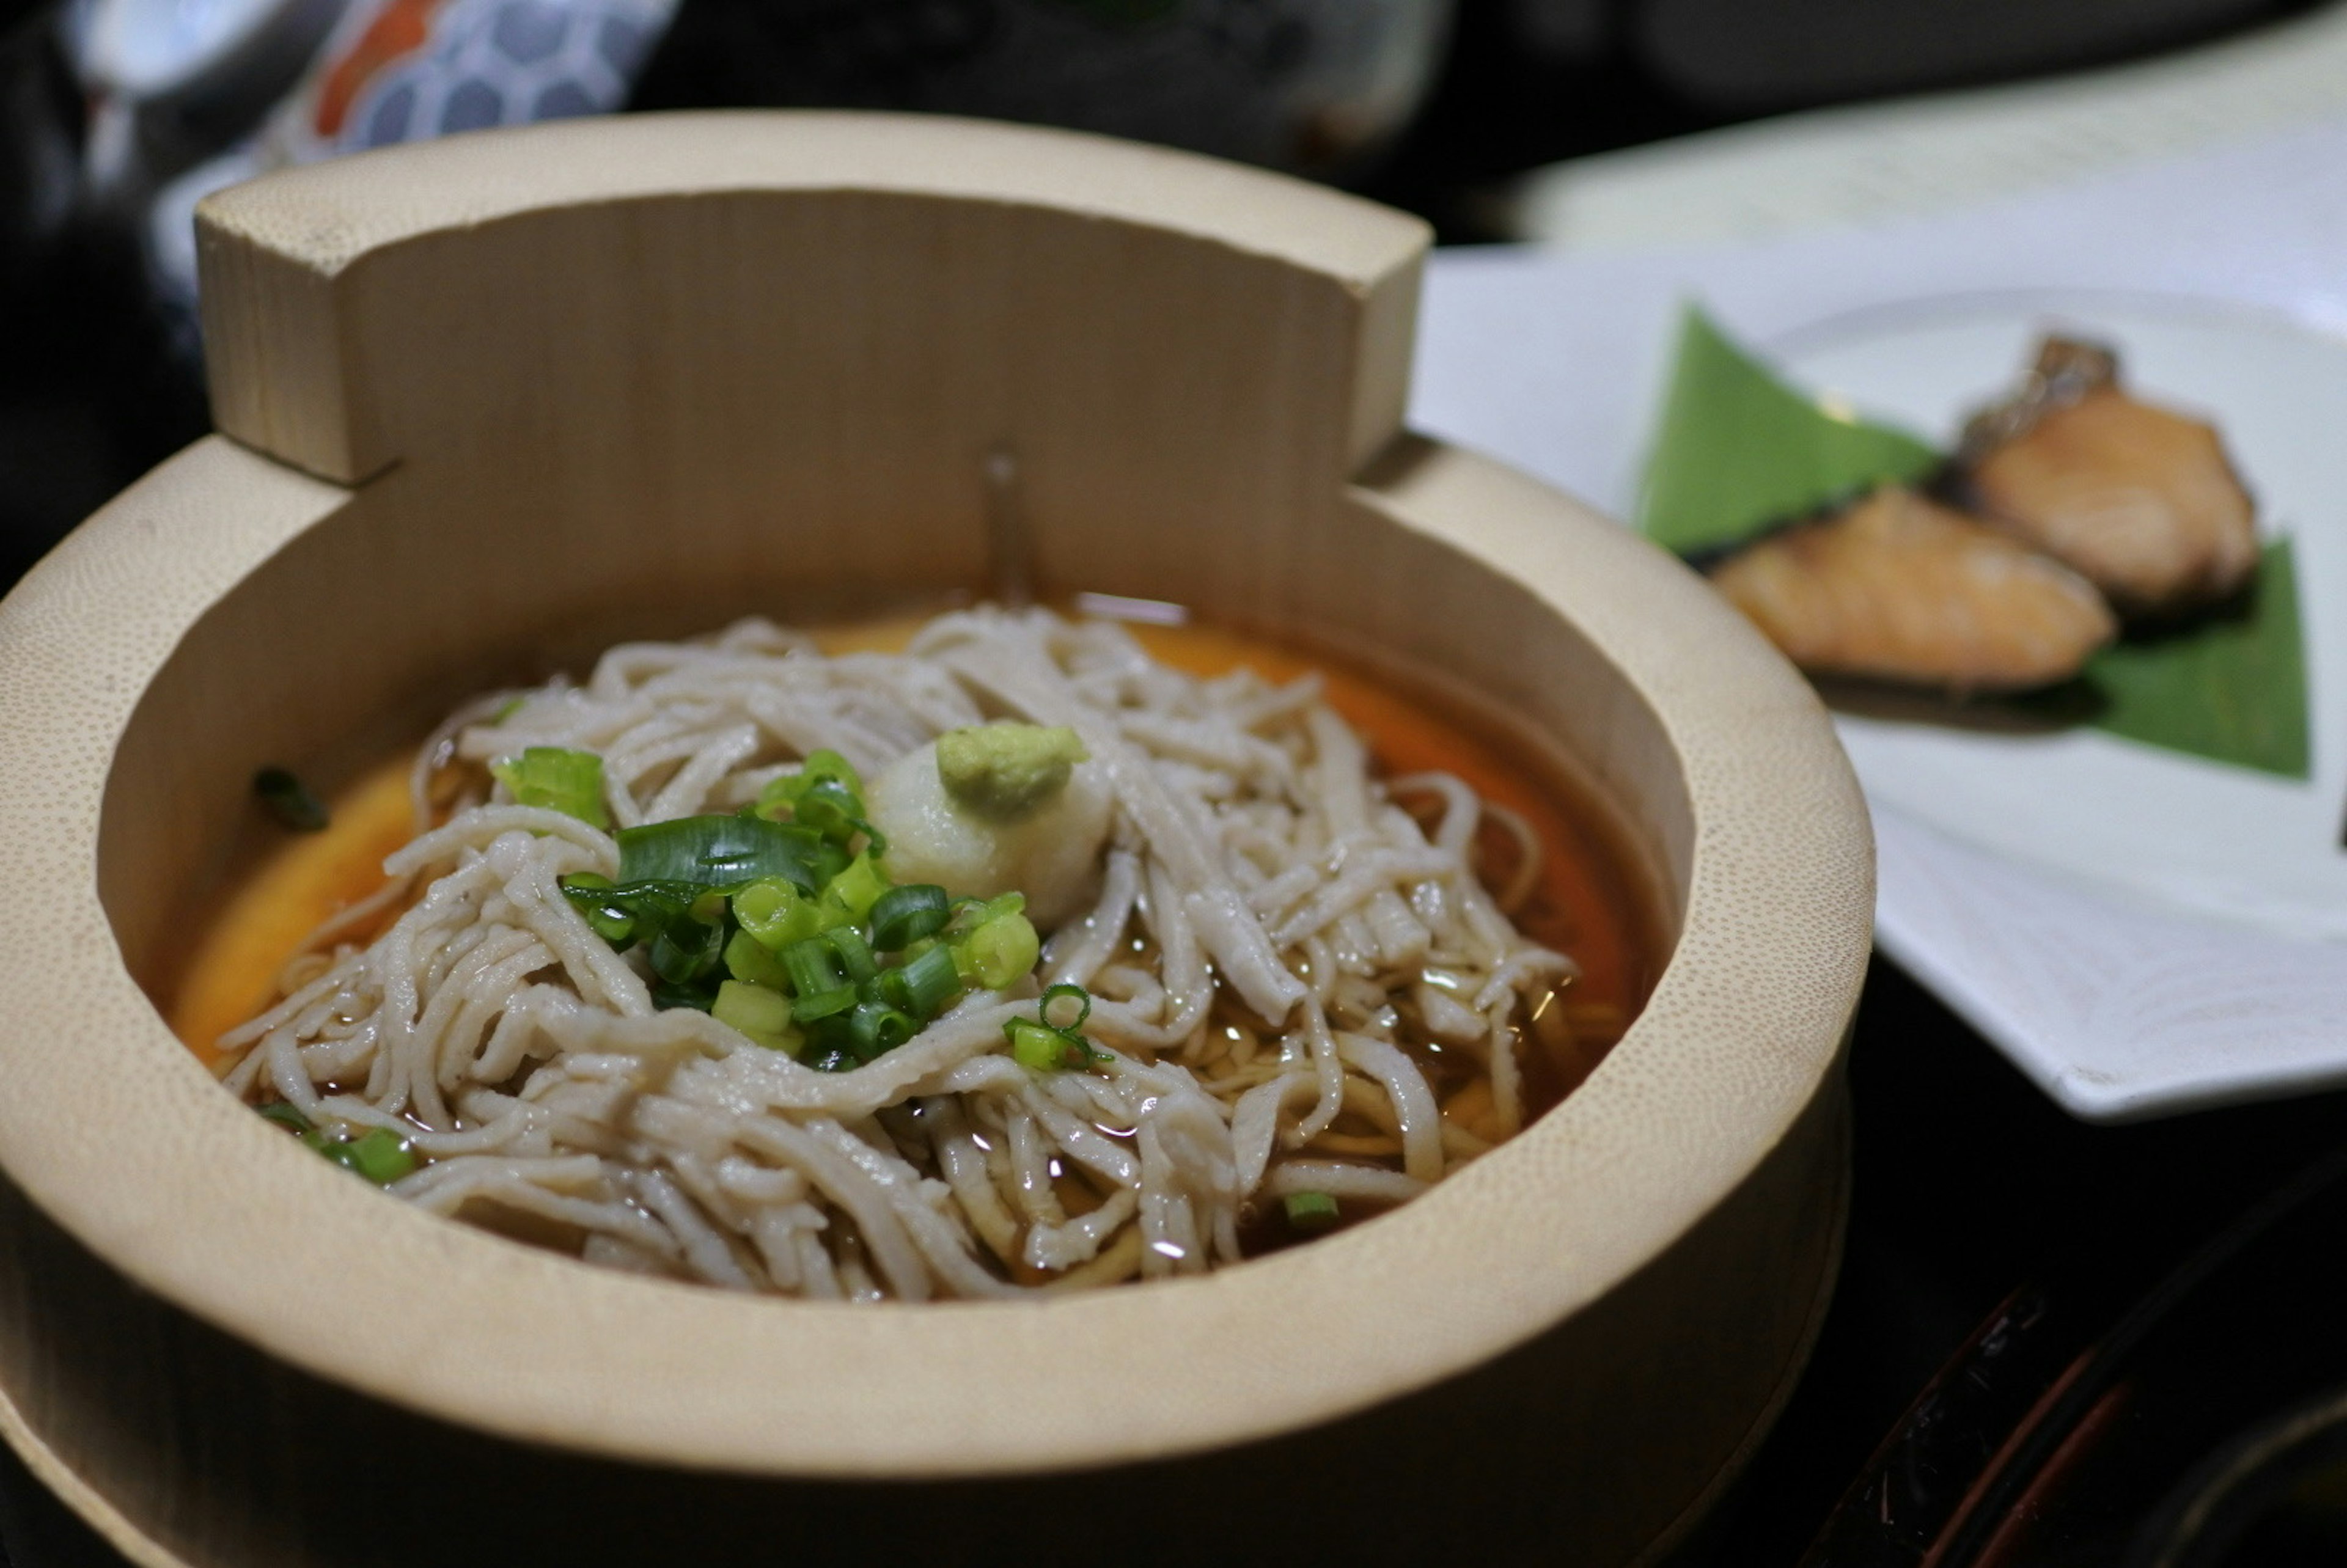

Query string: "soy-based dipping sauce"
[171, 610, 1664, 1266]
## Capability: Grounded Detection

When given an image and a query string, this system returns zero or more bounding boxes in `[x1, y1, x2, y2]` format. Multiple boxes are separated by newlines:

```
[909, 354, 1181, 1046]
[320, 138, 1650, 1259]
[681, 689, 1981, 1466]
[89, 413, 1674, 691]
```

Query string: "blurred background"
[9, 3, 2347, 1563]
[6, 0, 2341, 590]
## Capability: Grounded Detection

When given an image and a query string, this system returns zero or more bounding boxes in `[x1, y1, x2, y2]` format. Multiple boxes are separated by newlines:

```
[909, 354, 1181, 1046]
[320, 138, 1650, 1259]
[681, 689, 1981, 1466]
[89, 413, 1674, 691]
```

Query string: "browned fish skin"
[1708, 486, 2118, 693]
[1965, 339, 2258, 615]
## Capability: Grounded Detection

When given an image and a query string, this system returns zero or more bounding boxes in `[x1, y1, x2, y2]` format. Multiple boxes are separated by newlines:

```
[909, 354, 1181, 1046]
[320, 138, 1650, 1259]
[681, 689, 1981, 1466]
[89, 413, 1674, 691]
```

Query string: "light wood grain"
[0, 112, 1871, 1566]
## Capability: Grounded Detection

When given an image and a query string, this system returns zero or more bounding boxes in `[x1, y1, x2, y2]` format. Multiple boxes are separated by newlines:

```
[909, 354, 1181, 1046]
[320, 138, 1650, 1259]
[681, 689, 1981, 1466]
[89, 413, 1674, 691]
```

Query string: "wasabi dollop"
[936, 724, 1089, 823]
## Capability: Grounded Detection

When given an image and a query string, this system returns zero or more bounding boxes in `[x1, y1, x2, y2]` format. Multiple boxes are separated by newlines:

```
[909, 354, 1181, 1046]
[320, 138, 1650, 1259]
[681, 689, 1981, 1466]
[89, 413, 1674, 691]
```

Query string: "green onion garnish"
[792, 986, 858, 1024]
[732, 877, 821, 951]
[339, 1127, 418, 1185]
[616, 815, 829, 891]
[895, 943, 963, 1019]
[754, 751, 886, 852]
[1038, 983, 1091, 1033]
[1007, 1016, 1074, 1071]
[1005, 984, 1104, 1072]
[870, 883, 950, 950]
[713, 979, 803, 1054]
[957, 907, 1041, 990]
[722, 927, 791, 989]
[847, 1000, 918, 1061]
[648, 914, 725, 987]
[827, 925, 878, 985]
[259, 1103, 416, 1185]
[649, 979, 719, 1012]
[253, 766, 329, 832]
[821, 853, 891, 921]
[1283, 1192, 1340, 1231]
[782, 936, 845, 1000]
[488, 746, 608, 828]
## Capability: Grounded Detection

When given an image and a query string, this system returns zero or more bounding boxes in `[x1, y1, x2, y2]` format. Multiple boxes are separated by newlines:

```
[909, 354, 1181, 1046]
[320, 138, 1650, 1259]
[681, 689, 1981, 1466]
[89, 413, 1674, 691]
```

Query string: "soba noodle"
[217, 607, 1578, 1299]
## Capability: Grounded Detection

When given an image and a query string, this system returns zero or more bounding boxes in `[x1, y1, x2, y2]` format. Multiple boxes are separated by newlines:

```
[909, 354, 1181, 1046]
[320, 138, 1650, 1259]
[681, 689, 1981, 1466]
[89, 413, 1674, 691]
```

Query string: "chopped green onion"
[823, 853, 891, 921]
[1004, 986, 1103, 1072]
[559, 873, 637, 943]
[1039, 982, 1092, 1033]
[648, 915, 725, 987]
[649, 979, 718, 1012]
[782, 936, 845, 1000]
[828, 924, 878, 984]
[271, 1106, 416, 1187]
[895, 943, 963, 1019]
[755, 750, 863, 818]
[723, 928, 791, 989]
[1007, 1016, 1073, 1071]
[847, 1000, 918, 1061]
[1283, 1192, 1340, 1231]
[557, 876, 708, 950]
[616, 815, 828, 891]
[753, 753, 885, 851]
[253, 766, 329, 832]
[342, 1127, 417, 1185]
[791, 777, 871, 844]
[958, 910, 1040, 990]
[732, 877, 822, 951]
[489, 695, 527, 724]
[488, 746, 608, 828]
[713, 980, 803, 1053]
[870, 884, 950, 950]
[792, 986, 858, 1024]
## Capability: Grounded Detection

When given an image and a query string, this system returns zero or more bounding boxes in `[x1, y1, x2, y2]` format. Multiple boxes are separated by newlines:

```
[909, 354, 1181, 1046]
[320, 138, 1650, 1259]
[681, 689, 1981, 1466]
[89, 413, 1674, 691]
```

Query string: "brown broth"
[171, 615, 1664, 1151]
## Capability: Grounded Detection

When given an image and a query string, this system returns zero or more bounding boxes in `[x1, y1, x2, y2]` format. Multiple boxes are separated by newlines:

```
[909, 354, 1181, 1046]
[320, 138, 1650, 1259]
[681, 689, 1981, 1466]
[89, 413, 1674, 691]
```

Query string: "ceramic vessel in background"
[0, 112, 1869, 1568]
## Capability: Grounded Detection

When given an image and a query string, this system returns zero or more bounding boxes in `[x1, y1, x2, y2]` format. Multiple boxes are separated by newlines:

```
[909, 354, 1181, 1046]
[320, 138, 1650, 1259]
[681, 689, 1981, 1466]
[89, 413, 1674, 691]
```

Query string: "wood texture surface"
[0, 112, 1871, 1566]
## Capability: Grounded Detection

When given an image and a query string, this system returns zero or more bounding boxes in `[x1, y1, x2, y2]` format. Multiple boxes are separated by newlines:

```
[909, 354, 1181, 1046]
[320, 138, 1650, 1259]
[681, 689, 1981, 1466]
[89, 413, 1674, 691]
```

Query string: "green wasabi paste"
[936, 724, 1089, 822]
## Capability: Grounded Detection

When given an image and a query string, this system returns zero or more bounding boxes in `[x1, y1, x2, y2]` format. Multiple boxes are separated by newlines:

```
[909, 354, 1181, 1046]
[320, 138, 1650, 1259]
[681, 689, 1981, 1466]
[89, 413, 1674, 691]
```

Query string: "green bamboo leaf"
[1637, 305, 1941, 554]
[2066, 538, 2310, 779]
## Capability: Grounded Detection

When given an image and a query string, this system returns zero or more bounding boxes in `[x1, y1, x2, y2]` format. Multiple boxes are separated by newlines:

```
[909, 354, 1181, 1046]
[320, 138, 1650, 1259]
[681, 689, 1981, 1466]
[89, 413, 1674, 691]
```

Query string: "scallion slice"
[343, 1127, 417, 1185]
[732, 877, 821, 951]
[823, 853, 891, 920]
[1039, 982, 1092, 1033]
[257, 1101, 314, 1134]
[1004, 985, 1103, 1072]
[828, 924, 878, 984]
[616, 815, 828, 891]
[1006, 1016, 1071, 1072]
[958, 910, 1040, 990]
[847, 1000, 918, 1061]
[648, 916, 725, 986]
[713, 979, 803, 1054]
[488, 746, 608, 828]
[1283, 1192, 1341, 1231]
[782, 936, 845, 1000]
[723, 928, 790, 989]
[792, 986, 858, 1024]
[895, 943, 963, 1019]
[870, 884, 950, 950]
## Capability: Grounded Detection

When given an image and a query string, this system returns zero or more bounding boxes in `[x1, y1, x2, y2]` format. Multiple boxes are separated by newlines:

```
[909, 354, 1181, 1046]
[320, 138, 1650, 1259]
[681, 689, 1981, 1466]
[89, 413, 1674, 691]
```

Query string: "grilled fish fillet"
[1964, 338, 2258, 615]
[1708, 486, 2117, 692]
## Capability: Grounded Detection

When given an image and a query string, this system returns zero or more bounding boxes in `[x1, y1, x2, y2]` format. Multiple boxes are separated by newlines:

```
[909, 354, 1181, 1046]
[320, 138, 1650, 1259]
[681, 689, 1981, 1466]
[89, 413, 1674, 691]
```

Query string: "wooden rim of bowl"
[0, 113, 1872, 1479]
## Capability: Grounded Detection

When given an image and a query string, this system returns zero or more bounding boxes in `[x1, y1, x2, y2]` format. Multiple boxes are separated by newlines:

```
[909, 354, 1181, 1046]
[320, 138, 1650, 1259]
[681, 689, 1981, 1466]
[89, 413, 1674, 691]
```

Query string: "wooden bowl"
[0, 113, 1870, 1567]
